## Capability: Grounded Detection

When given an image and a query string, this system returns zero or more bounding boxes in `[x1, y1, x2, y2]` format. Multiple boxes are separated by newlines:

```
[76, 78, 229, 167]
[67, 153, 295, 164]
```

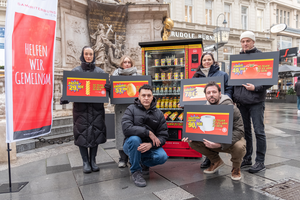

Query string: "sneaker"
[141, 164, 149, 175]
[231, 168, 241, 181]
[118, 161, 127, 168]
[241, 159, 252, 168]
[132, 171, 147, 187]
[249, 162, 266, 173]
[200, 157, 211, 168]
[203, 159, 225, 174]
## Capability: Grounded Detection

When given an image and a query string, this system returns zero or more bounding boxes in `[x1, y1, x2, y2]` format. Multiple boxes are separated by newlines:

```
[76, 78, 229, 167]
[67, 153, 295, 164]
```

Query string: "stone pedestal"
[0, 120, 17, 162]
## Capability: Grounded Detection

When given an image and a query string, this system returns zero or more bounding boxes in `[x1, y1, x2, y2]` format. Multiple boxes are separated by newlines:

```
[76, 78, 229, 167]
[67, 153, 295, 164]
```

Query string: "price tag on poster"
[183, 105, 234, 144]
[62, 71, 109, 103]
[110, 76, 152, 104]
[228, 51, 279, 86]
[179, 76, 224, 106]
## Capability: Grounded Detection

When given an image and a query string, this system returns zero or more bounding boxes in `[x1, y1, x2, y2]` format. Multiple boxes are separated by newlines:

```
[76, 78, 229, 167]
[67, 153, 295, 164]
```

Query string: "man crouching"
[122, 84, 169, 187]
[182, 81, 246, 180]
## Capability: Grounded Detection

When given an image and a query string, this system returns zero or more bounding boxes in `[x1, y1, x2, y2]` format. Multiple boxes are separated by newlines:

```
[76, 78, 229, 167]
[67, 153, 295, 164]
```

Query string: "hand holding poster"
[5, 0, 58, 143]
[179, 76, 224, 106]
[228, 51, 279, 86]
[183, 105, 233, 144]
[110, 76, 152, 104]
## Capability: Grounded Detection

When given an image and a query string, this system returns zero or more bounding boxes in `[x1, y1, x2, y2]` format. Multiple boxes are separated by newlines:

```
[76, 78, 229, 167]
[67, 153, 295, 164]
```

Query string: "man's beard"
[209, 97, 219, 105]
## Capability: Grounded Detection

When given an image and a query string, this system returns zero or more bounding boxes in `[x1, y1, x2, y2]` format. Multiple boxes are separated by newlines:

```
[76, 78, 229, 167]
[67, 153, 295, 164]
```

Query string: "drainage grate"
[253, 178, 300, 200]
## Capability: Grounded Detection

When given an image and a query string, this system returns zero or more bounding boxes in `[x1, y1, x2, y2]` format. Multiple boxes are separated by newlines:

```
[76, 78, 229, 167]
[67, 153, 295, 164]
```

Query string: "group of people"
[61, 30, 271, 187]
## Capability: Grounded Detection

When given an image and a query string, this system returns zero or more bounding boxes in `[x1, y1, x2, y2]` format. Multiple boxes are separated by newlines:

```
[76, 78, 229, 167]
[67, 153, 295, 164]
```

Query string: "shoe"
[231, 168, 241, 181]
[118, 161, 127, 168]
[79, 147, 92, 174]
[203, 159, 225, 174]
[201, 157, 211, 168]
[249, 162, 266, 173]
[241, 159, 252, 168]
[141, 164, 149, 175]
[132, 171, 147, 187]
[90, 146, 100, 172]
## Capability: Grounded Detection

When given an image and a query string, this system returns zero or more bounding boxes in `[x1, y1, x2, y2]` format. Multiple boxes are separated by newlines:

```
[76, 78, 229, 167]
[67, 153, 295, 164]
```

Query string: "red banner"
[67, 78, 106, 97]
[182, 83, 221, 102]
[113, 81, 149, 98]
[185, 112, 229, 136]
[230, 59, 274, 80]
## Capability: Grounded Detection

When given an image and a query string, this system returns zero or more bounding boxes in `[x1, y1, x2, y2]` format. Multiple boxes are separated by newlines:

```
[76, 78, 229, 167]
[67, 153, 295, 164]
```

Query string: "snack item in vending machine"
[161, 59, 165, 66]
[174, 72, 178, 80]
[155, 73, 159, 80]
[161, 73, 166, 80]
[173, 97, 177, 108]
[168, 85, 173, 93]
[180, 72, 184, 79]
[164, 84, 168, 93]
[155, 59, 159, 66]
[174, 58, 178, 65]
[180, 58, 184, 65]
[164, 111, 172, 120]
[169, 111, 179, 121]
[152, 86, 156, 94]
[177, 112, 184, 121]
[165, 97, 169, 107]
[167, 72, 172, 80]
[167, 58, 172, 66]
[169, 97, 173, 108]
[161, 97, 165, 108]
[156, 98, 161, 108]
[177, 97, 180, 108]
[160, 84, 164, 93]
[156, 86, 160, 94]
[177, 86, 181, 93]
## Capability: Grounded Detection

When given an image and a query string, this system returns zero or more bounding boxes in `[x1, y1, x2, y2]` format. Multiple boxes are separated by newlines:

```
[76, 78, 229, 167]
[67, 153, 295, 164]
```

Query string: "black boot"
[90, 146, 100, 172]
[79, 146, 92, 174]
[200, 157, 211, 168]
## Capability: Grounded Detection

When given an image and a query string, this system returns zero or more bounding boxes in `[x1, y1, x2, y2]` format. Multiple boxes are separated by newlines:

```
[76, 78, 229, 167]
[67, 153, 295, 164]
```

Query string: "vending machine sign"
[228, 51, 279, 86]
[179, 76, 224, 106]
[62, 71, 109, 103]
[183, 105, 234, 144]
[110, 75, 152, 104]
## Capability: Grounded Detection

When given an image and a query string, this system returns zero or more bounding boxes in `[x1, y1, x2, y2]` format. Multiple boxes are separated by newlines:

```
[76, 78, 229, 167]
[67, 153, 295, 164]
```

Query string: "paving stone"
[153, 187, 194, 200]
[46, 154, 70, 167]
[255, 165, 300, 181]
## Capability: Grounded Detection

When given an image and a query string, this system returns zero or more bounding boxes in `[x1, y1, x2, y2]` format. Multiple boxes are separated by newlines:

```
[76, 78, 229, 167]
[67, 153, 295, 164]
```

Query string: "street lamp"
[213, 13, 230, 63]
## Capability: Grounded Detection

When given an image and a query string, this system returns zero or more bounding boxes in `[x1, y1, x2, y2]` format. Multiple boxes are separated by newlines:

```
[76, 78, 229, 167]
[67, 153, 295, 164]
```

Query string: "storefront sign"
[228, 51, 279, 86]
[270, 24, 287, 33]
[183, 105, 234, 144]
[280, 47, 298, 58]
[110, 75, 152, 104]
[170, 31, 215, 41]
[62, 71, 109, 103]
[179, 76, 224, 106]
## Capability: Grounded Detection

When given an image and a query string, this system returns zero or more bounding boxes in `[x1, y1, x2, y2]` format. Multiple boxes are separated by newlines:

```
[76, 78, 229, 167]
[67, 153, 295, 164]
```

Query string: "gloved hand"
[105, 83, 111, 92]
[60, 97, 69, 105]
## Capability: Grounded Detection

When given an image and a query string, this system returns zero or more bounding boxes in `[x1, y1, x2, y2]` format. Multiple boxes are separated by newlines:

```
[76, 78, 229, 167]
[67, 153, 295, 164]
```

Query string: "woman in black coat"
[61, 46, 109, 173]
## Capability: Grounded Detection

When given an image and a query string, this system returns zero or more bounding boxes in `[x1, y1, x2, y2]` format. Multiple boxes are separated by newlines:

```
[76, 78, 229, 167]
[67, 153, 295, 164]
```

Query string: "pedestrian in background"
[295, 76, 300, 114]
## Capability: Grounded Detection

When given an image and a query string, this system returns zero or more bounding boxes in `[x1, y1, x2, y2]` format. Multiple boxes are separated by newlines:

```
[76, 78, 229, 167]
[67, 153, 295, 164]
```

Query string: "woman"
[193, 52, 233, 169]
[61, 46, 110, 173]
[112, 55, 139, 168]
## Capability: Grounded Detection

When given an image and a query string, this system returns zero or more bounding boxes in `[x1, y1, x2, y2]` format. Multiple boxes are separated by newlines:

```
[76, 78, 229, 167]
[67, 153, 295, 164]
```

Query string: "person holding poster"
[61, 46, 110, 173]
[233, 31, 271, 173]
[295, 76, 300, 114]
[122, 84, 168, 187]
[193, 52, 233, 168]
[112, 55, 139, 168]
[182, 81, 246, 181]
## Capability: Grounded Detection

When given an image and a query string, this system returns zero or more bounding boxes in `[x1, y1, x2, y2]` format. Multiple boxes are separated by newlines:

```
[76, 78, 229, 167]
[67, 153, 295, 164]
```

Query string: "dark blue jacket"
[193, 64, 233, 99]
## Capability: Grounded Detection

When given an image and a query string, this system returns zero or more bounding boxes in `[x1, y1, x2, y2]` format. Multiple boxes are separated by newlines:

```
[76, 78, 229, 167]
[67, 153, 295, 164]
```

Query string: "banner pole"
[7, 143, 12, 192]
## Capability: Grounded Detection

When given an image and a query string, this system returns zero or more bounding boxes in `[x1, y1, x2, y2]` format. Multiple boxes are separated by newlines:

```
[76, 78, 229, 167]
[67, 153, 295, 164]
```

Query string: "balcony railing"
[0, 1, 6, 7]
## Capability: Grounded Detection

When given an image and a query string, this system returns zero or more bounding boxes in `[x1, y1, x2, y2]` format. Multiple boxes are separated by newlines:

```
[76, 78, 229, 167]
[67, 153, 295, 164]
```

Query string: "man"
[122, 84, 169, 187]
[295, 76, 300, 114]
[182, 81, 246, 181]
[233, 31, 271, 173]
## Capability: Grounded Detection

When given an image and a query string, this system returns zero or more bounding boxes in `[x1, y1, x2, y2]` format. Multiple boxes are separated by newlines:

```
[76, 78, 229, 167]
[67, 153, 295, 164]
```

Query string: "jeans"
[238, 102, 266, 163]
[297, 96, 300, 110]
[123, 136, 168, 173]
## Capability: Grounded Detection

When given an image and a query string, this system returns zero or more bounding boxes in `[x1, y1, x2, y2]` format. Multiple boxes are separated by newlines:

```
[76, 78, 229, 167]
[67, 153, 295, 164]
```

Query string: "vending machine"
[139, 39, 203, 157]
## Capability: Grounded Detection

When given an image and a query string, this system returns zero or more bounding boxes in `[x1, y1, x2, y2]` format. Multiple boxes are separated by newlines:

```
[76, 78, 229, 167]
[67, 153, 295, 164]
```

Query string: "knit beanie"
[240, 31, 255, 42]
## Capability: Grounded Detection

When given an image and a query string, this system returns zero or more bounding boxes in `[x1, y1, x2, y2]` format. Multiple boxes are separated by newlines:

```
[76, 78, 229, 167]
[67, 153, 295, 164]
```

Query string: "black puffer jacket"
[121, 98, 168, 148]
[72, 48, 107, 148]
[295, 78, 300, 96]
[233, 47, 272, 105]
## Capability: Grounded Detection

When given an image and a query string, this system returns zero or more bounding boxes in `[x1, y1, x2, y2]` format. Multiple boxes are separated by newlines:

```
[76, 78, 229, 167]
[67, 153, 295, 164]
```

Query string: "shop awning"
[278, 65, 300, 78]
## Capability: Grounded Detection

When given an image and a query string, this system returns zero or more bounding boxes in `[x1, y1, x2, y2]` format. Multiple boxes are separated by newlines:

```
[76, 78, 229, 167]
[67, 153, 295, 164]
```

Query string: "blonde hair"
[119, 55, 134, 68]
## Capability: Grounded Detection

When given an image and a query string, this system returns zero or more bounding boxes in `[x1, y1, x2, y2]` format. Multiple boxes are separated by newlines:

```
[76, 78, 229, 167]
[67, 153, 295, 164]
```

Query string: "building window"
[284, 11, 286, 24]
[205, 0, 213, 25]
[241, 6, 248, 30]
[163, 0, 172, 18]
[223, 46, 233, 61]
[287, 12, 289, 26]
[297, 14, 299, 29]
[280, 10, 282, 23]
[185, 0, 193, 22]
[0, 27, 4, 67]
[276, 9, 279, 24]
[224, 3, 231, 27]
[257, 9, 263, 31]
[277, 36, 292, 50]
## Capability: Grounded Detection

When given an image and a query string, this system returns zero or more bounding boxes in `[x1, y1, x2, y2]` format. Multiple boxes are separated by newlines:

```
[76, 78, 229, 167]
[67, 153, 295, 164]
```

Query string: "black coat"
[121, 98, 168, 148]
[72, 65, 107, 148]
[295, 80, 300, 96]
[233, 47, 272, 105]
[193, 64, 233, 99]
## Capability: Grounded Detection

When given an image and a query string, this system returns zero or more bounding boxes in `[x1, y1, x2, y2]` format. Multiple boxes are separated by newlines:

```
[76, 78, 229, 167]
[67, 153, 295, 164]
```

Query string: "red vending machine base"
[163, 141, 202, 158]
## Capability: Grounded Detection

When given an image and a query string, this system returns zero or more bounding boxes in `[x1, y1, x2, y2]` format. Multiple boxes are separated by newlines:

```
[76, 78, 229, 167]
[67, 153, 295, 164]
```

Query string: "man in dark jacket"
[233, 31, 271, 173]
[295, 76, 300, 113]
[122, 84, 169, 187]
[182, 81, 246, 181]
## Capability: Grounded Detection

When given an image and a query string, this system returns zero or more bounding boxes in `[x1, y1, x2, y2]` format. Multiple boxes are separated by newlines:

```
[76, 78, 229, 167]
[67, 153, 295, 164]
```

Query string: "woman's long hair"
[119, 55, 135, 69]
[193, 52, 218, 78]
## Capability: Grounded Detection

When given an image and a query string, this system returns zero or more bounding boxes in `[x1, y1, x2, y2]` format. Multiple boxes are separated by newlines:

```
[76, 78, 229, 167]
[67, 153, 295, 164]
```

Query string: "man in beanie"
[295, 76, 300, 113]
[233, 31, 271, 173]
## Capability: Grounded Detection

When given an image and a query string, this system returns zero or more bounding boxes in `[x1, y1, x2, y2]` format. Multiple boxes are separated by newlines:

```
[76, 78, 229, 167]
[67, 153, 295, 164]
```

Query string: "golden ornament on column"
[161, 17, 174, 41]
